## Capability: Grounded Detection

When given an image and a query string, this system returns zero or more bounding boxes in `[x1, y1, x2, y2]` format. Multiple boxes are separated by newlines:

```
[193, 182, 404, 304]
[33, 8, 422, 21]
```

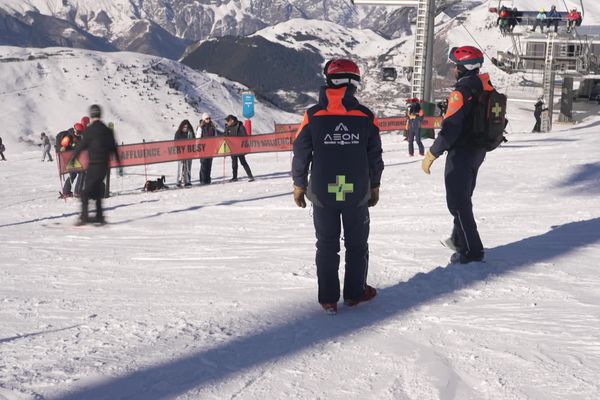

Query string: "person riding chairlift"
[566, 8, 582, 33]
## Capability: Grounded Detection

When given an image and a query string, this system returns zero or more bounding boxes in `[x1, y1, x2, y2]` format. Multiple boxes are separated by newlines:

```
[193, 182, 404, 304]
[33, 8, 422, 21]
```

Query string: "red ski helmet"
[448, 46, 484, 70]
[74, 123, 85, 133]
[81, 116, 90, 127]
[324, 59, 361, 88]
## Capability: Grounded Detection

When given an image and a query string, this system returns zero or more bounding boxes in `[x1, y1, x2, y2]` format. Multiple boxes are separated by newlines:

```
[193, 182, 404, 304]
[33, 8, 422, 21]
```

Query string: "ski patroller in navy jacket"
[429, 71, 488, 157]
[292, 85, 384, 208]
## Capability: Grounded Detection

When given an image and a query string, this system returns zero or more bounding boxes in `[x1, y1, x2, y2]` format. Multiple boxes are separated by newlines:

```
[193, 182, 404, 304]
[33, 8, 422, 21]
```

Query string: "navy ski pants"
[313, 205, 370, 304]
[199, 158, 213, 184]
[408, 127, 424, 156]
[444, 147, 486, 259]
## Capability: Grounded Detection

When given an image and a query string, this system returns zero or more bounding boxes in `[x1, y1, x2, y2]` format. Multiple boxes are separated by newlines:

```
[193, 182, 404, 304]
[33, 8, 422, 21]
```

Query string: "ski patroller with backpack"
[470, 80, 508, 152]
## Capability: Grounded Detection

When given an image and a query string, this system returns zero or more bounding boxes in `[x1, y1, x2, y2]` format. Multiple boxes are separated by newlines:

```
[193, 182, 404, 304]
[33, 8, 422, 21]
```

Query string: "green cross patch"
[328, 175, 354, 202]
[492, 102, 503, 118]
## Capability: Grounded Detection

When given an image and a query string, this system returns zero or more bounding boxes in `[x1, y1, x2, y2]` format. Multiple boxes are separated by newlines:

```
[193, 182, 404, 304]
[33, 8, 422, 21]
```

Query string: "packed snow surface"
[1, 97, 599, 399]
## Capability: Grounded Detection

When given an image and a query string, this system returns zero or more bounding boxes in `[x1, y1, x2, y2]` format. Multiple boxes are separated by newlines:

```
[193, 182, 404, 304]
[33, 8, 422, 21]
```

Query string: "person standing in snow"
[196, 112, 220, 185]
[174, 120, 194, 187]
[72, 123, 87, 196]
[292, 58, 384, 315]
[421, 46, 493, 264]
[41, 132, 53, 162]
[69, 105, 120, 225]
[406, 99, 425, 156]
[0, 137, 6, 161]
[224, 115, 254, 182]
[532, 98, 548, 133]
[57, 124, 84, 197]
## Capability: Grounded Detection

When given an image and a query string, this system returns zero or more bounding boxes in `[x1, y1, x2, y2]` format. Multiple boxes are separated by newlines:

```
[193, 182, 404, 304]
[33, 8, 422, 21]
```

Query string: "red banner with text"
[59, 116, 444, 174]
[58, 133, 296, 174]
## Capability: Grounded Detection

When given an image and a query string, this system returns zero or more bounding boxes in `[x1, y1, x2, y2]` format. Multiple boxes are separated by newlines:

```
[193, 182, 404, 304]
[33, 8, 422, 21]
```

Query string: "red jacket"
[568, 11, 581, 21]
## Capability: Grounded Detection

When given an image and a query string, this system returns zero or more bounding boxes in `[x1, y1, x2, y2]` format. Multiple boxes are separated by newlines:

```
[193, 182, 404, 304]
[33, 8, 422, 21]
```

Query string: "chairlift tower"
[541, 33, 557, 132]
[352, 0, 436, 102]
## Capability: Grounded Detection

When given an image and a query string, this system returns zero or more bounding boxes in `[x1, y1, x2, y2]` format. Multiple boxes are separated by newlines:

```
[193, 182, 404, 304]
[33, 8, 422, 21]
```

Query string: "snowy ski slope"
[0, 100, 599, 399]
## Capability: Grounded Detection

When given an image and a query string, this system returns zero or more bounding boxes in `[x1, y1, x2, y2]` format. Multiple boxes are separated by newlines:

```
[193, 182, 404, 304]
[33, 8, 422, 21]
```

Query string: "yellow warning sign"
[66, 158, 82, 171]
[217, 140, 231, 155]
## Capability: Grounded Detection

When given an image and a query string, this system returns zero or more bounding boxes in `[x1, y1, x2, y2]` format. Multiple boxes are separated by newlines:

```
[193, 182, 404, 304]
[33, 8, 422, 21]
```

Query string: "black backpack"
[470, 88, 508, 151]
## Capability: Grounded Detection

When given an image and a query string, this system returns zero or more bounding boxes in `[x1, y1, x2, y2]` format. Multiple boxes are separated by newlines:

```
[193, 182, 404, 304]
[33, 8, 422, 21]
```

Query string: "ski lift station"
[489, 0, 599, 131]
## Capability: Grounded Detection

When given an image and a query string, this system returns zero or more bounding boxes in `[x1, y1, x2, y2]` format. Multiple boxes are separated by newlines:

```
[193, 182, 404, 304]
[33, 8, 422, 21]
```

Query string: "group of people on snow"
[40, 46, 506, 315]
[173, 113, 254, 188]
[293, 46, 497, 314]
[55, 116, 93, 198]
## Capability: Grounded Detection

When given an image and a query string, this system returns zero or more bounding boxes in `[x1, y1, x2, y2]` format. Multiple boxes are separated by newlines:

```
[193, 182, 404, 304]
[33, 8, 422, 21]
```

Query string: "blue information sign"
[242, 92, 255, 119]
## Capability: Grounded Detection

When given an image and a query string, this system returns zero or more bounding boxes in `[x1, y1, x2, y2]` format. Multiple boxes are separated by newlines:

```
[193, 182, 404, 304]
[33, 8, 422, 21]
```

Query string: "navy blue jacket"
[292, 85, 384, 208]
[430, 71, 485, 157]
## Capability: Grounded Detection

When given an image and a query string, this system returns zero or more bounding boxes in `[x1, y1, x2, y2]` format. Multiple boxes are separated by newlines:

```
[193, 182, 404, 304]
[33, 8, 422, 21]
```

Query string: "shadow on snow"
[53, 217, 600, 400]
[0, 200, 159, 229]
[556, 162, 600, 195]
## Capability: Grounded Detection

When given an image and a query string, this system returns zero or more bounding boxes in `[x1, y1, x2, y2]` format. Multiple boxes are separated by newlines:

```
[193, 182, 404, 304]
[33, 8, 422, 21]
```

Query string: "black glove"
[368, 186, 380, 207]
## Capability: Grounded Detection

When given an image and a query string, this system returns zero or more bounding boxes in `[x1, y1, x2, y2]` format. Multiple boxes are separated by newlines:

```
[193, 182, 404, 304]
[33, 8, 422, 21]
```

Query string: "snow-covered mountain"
[181, 18, 411, 113]
[0, 0, 422, 60]
[0, 46, 297, 150]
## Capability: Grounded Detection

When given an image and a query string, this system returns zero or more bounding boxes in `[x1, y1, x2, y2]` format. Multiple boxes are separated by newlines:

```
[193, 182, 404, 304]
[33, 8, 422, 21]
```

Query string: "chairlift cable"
[459, 23, 510, 93]
[459, 23, 494, 64]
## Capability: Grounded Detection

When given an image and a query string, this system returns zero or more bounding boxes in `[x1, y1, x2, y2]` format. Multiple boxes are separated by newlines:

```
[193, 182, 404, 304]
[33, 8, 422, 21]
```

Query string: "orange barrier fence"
[58, 132, 296, 174]
[58, 116, 444, 174]
[274, 116, 443, 133]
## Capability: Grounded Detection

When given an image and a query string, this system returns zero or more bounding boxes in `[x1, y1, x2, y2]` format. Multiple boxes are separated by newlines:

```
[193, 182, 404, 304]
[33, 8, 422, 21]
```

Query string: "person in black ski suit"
[224, 115, 254, 182]
[292, 58, 384, 315]
[69, 105, 120, 225]
[0, 137, 6, 161]
[422, 46, 493, 264]
[196, 113, 220, 185]
[437, 99, 448, 116]
[532, 98, 547, 132]
[174, 120, 194, 187]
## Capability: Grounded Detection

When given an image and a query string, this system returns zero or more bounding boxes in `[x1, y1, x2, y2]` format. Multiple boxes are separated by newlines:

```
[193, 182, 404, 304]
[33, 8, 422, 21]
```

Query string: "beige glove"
[368, 186, 379, 207]
[421, 150, 438, 175]
[293, 185, 307, 208]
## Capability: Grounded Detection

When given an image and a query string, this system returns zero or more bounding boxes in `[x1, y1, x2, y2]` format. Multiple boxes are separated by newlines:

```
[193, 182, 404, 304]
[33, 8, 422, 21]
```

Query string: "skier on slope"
[292, 58, 384, 315]
[41, 132, 53, 162]
[422, 46, 496, 264]
[69, 105, 120, 225]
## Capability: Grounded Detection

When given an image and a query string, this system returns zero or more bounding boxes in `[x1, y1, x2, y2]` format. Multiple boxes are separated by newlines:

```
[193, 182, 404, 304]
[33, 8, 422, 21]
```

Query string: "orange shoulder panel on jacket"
[295, 111, 309, 139]
[444, 91, 464, 119]
[312, 87, 368, 117]
[479, 73, 494, 91]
